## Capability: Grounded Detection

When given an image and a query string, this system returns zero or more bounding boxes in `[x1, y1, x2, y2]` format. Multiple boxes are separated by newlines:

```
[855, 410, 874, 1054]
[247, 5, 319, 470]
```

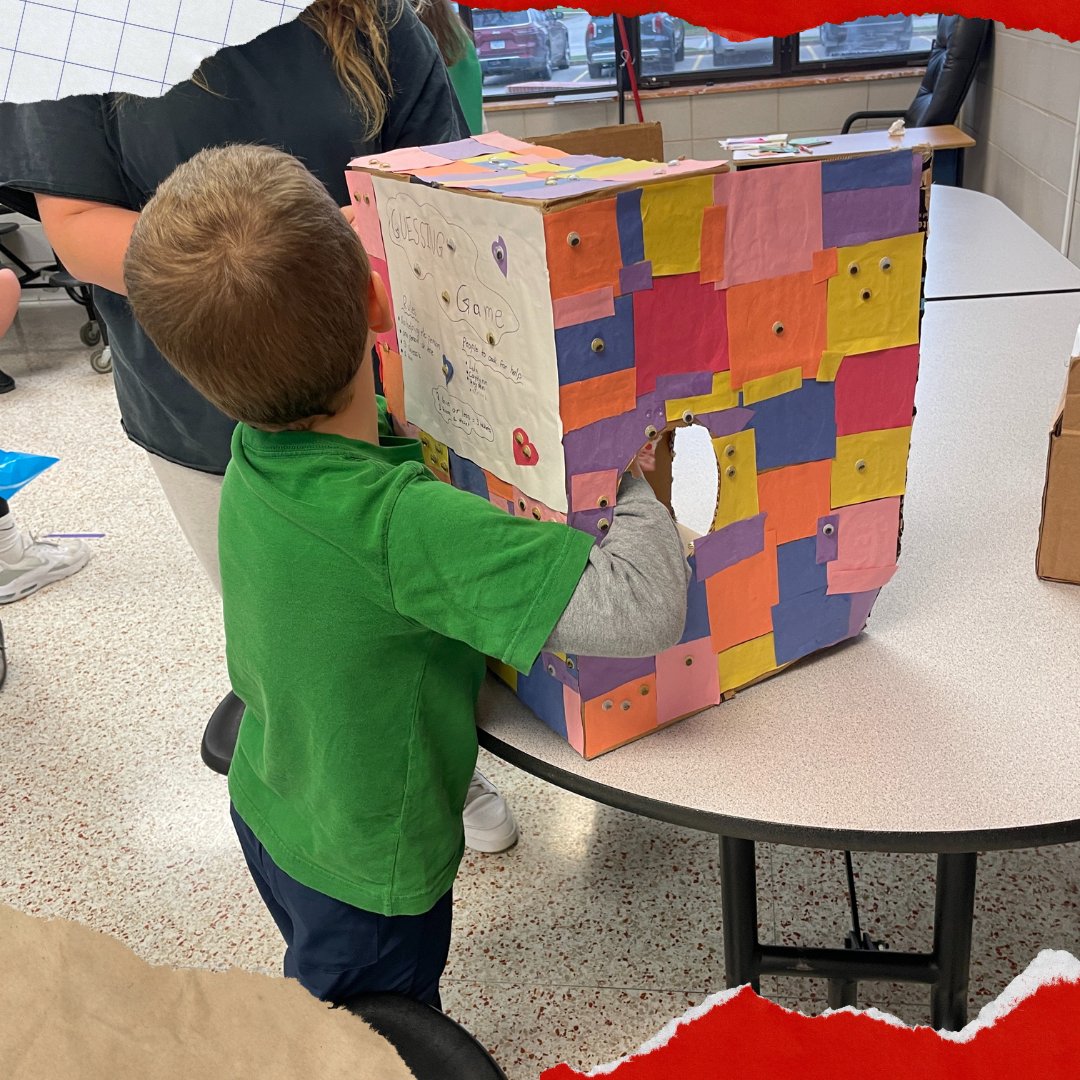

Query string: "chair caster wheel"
[90, 345, 112, 374]
[80, 320, 102, 347]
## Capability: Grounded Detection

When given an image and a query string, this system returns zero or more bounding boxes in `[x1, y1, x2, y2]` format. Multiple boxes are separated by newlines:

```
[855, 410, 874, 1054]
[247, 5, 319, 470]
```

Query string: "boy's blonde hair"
[125, 144, 371, 429]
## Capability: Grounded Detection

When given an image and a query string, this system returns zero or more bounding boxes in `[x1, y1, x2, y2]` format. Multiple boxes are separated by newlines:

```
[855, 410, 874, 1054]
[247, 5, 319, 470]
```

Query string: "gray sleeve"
[544, 475, 691, 658]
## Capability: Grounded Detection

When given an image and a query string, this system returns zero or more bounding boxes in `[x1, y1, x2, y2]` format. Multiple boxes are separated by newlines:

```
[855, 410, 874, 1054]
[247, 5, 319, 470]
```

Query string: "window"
[456, 7, 937, 102]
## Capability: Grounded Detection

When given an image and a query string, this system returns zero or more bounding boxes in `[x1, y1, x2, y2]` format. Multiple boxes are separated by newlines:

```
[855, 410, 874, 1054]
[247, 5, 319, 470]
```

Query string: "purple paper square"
[619, 260, 653, 294]
[693, 514, 766, 580]
[816, 514, 840, 564]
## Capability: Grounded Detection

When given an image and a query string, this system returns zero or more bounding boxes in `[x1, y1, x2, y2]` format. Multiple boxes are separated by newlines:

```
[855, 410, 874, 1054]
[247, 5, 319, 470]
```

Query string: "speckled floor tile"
[2, 301, 1079, 1079]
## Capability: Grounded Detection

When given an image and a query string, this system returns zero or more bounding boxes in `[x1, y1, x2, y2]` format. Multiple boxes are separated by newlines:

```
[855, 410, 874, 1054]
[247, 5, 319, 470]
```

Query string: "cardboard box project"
[347, 131, 926, 758]
[1037, 331, 1080, 584]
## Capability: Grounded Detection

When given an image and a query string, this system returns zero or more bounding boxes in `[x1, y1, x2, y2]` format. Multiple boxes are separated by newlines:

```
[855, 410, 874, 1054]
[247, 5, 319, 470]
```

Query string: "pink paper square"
[827, 496, 901, 595]
[656, 637, 721, 726]
[345, 170, 386, 262]
[564, 684, 584, 756]
[570, 469, 620, 512]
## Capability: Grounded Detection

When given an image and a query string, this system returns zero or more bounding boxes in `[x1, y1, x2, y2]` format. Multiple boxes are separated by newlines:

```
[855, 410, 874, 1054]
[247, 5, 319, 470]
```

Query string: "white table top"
[477, 292, 1080, 851]
[925, 185, 1080, 300]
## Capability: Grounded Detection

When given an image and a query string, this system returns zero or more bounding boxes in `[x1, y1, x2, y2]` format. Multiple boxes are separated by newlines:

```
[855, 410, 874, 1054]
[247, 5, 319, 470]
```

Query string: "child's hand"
[633, 440, 658, 475]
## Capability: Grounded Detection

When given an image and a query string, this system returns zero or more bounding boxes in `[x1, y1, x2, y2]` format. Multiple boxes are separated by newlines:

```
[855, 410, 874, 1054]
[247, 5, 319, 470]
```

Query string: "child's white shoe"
[0, 517, 90, 604]
[463, 770, 518, 853]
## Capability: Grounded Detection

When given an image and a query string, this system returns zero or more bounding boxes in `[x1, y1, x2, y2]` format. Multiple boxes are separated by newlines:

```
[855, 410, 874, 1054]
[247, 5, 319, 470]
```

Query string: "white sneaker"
[0, 527, 91, 604]
[463, 770, 518, 853]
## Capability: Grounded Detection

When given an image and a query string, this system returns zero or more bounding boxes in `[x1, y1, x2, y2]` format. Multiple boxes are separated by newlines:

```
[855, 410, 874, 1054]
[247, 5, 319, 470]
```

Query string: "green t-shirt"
[448, 34, 484, 137]
[221, 400, 593, 916]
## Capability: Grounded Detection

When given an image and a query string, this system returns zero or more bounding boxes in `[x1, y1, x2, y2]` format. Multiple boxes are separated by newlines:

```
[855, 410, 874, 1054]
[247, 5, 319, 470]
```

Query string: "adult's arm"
[36, 195, 137, 296]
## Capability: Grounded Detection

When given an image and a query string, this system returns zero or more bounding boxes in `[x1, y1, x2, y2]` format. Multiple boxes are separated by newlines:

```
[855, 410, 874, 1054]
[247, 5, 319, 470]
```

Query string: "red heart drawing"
[513, 428, 539, 467]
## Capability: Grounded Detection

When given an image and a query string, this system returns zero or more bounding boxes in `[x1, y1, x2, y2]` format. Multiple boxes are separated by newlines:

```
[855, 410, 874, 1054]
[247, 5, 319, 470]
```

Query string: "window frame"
[458, 7, 934, 104]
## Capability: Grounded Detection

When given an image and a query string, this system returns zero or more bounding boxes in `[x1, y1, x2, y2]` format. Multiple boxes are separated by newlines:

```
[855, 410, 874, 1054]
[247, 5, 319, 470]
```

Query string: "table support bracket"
[719, 836, 978, 1030]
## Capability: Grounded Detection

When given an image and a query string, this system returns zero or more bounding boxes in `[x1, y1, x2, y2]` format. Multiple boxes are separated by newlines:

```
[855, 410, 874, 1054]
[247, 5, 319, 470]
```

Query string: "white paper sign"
[2, 1, 306, 103]
[372, 177, 567, 512]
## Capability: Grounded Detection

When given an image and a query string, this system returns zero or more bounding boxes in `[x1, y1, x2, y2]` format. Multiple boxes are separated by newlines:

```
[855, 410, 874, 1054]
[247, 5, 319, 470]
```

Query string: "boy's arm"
[544, 476, 690, 658]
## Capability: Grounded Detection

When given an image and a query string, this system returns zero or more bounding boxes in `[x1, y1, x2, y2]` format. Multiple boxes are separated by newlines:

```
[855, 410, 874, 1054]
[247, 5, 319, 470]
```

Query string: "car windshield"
[474, 10, 531, 27]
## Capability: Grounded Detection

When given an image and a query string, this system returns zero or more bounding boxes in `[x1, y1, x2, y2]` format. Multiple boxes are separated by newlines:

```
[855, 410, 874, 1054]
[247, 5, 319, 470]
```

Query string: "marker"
[44, 533, 105, 539]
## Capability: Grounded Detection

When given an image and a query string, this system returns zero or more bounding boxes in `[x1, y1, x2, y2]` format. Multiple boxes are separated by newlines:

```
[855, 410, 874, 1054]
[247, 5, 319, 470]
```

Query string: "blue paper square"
[517, 658, 568, 738]
[777, 537, 828, 600]
[555, 294, 635, 385]
[749, 381, 836, 471]
[679, 555, 712, 645]
[772, 590, 852, 666]
[448, 448, 489, 500]
[822, 152, 916, 193]
[616, 188, 645, 266]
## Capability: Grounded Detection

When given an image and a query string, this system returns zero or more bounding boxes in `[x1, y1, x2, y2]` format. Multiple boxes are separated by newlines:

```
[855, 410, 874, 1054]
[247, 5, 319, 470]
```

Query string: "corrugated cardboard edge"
[0, 903, 416, 1080]
[1036, 354, 1080, 584]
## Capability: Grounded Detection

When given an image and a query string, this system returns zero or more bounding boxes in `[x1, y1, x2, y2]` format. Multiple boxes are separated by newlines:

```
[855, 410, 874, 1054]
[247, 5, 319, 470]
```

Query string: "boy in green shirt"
[124, 144, 689, 1008]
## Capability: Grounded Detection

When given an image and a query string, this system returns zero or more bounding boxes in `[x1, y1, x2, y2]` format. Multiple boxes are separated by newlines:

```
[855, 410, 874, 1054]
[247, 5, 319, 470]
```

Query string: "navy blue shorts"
[231, 805, 452, 1008]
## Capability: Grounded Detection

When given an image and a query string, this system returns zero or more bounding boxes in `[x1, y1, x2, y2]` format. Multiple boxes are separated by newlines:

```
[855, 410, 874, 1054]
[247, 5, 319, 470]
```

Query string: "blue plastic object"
[0, 450, 59, 500]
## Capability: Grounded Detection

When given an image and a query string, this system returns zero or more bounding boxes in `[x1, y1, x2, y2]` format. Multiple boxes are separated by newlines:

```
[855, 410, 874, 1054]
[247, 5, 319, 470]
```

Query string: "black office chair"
[347, 994, 508, 1080]
[201, 691, 244, 775]
[840, 16, 992, 186]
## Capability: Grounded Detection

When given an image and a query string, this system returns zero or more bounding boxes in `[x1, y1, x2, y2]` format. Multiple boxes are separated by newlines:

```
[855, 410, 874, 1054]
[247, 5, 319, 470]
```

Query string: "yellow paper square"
[420, 432, 449, 475]
[831, 426, 912, 508]
[742, 367, 803, 405]
[642, 176, 715, 277]
[576, 159, 655, 179]
[517, 161, 570, 175]
[816, 350, 846, 382]
[712, 428, 759, 529]
[827, 233, 924, 356]
[666, 371, 739, 422]
[487, 657, 518, 691]
[718, 633, 777, 694]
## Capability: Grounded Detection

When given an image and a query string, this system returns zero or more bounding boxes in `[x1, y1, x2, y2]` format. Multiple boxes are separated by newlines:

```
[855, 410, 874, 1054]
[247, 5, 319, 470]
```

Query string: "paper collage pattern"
[349, 141, 925, 759]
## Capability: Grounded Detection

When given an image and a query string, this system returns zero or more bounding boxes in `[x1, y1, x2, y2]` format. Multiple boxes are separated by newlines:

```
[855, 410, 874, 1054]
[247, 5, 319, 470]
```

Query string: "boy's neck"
[307, 360, 380, 444]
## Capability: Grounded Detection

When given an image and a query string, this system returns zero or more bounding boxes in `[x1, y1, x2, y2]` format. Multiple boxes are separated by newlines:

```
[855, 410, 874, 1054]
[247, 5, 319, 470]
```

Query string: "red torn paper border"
[541, 950, 1080, 1080]
[466, 2, 1080, 44]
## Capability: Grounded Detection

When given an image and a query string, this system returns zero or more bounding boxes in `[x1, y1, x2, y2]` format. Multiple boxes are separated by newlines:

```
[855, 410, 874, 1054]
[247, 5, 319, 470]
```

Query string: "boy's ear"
[367, 272, 393, 334]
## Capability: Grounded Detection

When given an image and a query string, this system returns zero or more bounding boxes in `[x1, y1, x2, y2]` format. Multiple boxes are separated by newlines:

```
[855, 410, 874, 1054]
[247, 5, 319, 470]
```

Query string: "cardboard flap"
[527, 123, 665, 162]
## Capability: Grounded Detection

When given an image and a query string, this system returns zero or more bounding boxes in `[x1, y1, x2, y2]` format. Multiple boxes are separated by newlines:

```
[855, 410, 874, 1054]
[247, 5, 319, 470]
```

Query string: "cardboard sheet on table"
[757, 460, 832, 544]
[777, 536, 828, 600]
[656, 636, 721, 725]
[713, 428, 759, 529]
[560, 368, 637, 434]
[633, 274, 729, 394]
[552, 286, 616, 330]
[693, 512, 766, 578]
[749, 380, 836, 472]
[721, 163, 822, 288]
[772, 589, 852, 666]
[345, 170, 386, 261]
[741, 366, 802, 405]
[665, 371, 738, 422]
[726, 271, 827, 388]
[706, 529, 778, 655]
[827, 233, 924, 357]
[544, 200, 623, 301]
[834, 344, 920, 435]
[372, 176, 568, 511]
[718, 632, 777, 694]
[583, 673, 658, 757]
[699, 204, 727, 284]
[831, 427, 912, 508]
[641, 176, 714, 277]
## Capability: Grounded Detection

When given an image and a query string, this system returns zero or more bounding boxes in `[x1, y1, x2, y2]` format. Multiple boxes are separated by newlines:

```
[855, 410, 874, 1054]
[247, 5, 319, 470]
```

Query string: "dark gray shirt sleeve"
[545, 476, 691, 658]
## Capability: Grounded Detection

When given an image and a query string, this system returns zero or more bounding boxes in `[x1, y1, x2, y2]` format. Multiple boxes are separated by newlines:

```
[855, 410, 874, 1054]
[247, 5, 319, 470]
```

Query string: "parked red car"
[474, 9, 570, 82]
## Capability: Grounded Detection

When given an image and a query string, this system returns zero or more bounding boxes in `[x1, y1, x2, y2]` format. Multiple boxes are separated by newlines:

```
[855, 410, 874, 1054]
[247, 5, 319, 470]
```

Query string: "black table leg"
[930, 851, 978, 1031]
[719, 835, 761, 992]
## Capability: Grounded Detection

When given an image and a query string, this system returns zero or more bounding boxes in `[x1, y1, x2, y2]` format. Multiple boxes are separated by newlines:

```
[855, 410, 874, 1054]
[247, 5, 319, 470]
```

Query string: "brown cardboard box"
[525, 121, 665, 161]
[1036, 353, 1080, 583]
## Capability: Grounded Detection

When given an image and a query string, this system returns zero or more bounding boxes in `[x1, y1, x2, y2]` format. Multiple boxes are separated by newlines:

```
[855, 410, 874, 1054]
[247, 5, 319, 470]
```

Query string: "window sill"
[484, 66, 925, 113]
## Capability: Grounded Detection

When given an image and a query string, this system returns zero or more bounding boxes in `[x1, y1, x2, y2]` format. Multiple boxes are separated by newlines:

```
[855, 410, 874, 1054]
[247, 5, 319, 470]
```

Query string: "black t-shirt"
[0, 6, 466, 473]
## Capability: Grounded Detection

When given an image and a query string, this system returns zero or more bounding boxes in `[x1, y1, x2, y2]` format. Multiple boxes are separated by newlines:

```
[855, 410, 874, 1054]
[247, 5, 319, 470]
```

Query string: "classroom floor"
[2, 299, 1079, 1078]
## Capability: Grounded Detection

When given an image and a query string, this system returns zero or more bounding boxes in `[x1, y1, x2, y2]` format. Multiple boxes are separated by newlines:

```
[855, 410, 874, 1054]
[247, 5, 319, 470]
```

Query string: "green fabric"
[222, 400, 593, 916]
[448, 34, 484, 136]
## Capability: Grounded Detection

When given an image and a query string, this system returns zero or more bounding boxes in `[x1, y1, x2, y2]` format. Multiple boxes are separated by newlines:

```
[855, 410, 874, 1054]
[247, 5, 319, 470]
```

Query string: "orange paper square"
[484, 471, 514, 502]
[583, 674, 658, 758]
[813, 247, 839, 283]
[726, 271, 827, 389]
[544, 201, 623, 301]
[757, 461, 832, 544]
[706, 530, 779, 654]
[560, 368, 637, 434]
[699, 204, 727, 284]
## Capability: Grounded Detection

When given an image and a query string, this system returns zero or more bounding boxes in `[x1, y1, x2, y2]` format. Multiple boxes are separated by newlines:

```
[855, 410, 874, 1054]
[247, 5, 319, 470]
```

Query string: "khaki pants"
[147, 453, 224, 594]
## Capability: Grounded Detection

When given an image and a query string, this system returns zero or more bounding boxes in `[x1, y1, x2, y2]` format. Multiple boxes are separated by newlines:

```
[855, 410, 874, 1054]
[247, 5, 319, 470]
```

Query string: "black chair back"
[905, 16, 992, 128]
